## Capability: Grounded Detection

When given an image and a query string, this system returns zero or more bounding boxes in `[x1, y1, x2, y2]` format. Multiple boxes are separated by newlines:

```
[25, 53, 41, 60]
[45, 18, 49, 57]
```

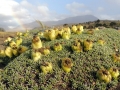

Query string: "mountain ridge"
[8, 15, 98, 31]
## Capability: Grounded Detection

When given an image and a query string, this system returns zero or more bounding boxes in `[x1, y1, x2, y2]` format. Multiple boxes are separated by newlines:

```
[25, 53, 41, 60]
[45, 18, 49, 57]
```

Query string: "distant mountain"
[10, 15, 98, 31]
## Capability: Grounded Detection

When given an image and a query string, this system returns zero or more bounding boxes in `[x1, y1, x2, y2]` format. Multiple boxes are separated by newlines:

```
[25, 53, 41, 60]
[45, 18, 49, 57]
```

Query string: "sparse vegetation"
[0, 26, 120, 90]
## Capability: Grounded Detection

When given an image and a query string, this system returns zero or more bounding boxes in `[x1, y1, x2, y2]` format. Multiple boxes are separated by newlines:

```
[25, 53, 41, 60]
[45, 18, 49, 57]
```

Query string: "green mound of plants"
[0, 28, 120, 90]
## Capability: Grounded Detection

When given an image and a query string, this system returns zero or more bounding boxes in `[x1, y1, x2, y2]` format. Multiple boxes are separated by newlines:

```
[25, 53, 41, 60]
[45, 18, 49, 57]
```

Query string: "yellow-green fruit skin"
[98, 40, 105, 46]
[0, 50, 6, 57]
[71, 42, 82, 52]
[12, 49, 18, 56]
[62, 33, 70, 40]
[5, 47, 13, 58]
[43, 49, 50, 55]
[61, 58, 73, 73]
[83, 40, 93, 51]
[18, 46, 28, 54]
[112, 54, 120, 62]
[61, 65, 71, 73]
[75, 29, 82, 35]
[16, 38, 22, 46]
[48, 30, 56, 40]
[9, 41, 16, 47]
[96, 70, 112, 83]
[32, 51, 41, 62]
[40, 62, 52, 74]
[72, 25, 77, 33]
[54, 44, 62, 51]
[32, 41, 42, 49]
[108, 68, 119, 79]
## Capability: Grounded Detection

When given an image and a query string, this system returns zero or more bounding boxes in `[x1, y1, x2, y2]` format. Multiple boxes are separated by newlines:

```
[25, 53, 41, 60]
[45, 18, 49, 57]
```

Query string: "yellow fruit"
[43, 30, 49, 40]
[17, 32, 22, 36]
[16, 37, 22, 46]
[12, 46, 18, 56]
[48, 29, 56, 40]
[43, 48, 50, 55]
[63, 27, 71, 35]
[83, 39, 93, 51]
[38, 47, 50, 55]
[38, 32, 43, 36]
[75, 28, 82, 35]
[108, 67, 119, 79]
[18, 46, 28, 54]
[61, 58, 73, 73]
[112, 53, 120, 62]
[4, 36, 12, 43]
[31, 49, 41, 62]
[71, 41, 82, 52]
[9, 41, 16, 48]
[96, 69, 112, 83]
[77, 24, 84, 32]
[53, 43, 62, 51]
[98, 38, 105, 46]
[40, 62, 52, 74]
[32, 35, 42, 49]
[57, 28, 63, 38]
[0, 50, 6, 57]
[71, 25, 77, 33]
[54, 28, 59, 37]
[62, 31, 70, 40]
[5, 47, 13, 58]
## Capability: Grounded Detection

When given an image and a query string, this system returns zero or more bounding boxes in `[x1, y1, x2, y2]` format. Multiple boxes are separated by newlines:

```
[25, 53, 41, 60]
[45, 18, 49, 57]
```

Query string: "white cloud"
[0, 0, 19, 16]
[37, 6, 49, 16]
[100, 14, 115, 20]
[98, 7, 104, 12]
[8, 26, 15, 29]
[0, 0, 59, 30]
[66, 2, 85, 10]
[105, 0, 120, 4]
[66, 2, 91, 16]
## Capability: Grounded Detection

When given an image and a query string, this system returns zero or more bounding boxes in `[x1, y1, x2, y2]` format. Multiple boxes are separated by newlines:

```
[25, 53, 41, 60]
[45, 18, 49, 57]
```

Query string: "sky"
[0, 0, 120, 30]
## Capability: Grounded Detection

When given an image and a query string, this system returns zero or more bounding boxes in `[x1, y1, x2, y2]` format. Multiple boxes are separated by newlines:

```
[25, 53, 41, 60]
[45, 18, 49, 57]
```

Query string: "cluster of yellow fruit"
[43, 24, 84, 41]
[40, 58, 73, 74]
[71, 39, 93, 52]
[1, 30, 30, 58]
[71, 24, 84, 34]
[71, 37, 105, 52]
[31, 35, 50, 62]
[0, 35, 28, 58]
[30, 35, 74, 73]
[17, 30, 29, 37]
[96, 67, 119, 83]
[4, 36, 13, 43]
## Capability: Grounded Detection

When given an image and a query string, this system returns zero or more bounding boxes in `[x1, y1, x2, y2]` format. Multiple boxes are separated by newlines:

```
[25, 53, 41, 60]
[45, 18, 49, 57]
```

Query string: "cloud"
[105, 0, 120, 4]
[37, 6, 49, 16]
[66, 2, 92, 16]
[66, 2, 85, 9]
[0, 0, 61, 30]
[98, 7, 104, 12]
[99, 14, 115, 20]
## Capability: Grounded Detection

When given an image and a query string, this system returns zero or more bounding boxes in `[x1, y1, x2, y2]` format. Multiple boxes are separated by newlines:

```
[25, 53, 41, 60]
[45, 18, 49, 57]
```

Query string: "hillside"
[10, 15, 98, 31]
[0, 28, 120, 90]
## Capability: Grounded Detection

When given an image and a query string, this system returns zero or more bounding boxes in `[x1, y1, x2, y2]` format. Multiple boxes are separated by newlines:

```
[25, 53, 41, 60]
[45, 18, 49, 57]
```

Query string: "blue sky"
[0, 0, 120, 30]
